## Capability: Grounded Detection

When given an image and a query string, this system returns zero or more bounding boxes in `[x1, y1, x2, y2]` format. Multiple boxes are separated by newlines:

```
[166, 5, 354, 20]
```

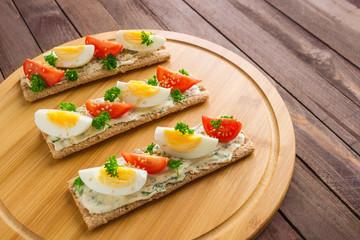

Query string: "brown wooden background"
[0, 0, 359, 239]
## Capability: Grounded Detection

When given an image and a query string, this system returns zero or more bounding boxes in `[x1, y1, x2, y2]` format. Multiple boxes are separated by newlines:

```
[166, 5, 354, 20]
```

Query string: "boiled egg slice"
[79, 166, 147, 196]
[116, 30, 165, 52]
[155, 127, 219, 159]
[117, 80, 170, 107]
[35, 109, 92, 138]
[44, 45, 95, 68]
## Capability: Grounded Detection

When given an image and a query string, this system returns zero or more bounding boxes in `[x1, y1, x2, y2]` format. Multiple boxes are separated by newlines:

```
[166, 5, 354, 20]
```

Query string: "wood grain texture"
[267, 0, 360, 69]
[0, 0, 41, 78]
[0, 31, 295, 239]
[185, 0, 360, 154]
[280, 159, 360, 240]
[13, 0, 80, 51]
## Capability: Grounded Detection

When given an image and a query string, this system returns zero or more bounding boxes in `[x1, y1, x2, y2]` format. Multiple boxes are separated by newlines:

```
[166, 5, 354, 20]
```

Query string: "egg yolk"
[98, 168, 136, 188]
[123, 31, 151, 45]
[164, 130, 202, 153]
[46, 111, 79, 129]
[53, 46, 85, 60]
[127, 81, 160, 97]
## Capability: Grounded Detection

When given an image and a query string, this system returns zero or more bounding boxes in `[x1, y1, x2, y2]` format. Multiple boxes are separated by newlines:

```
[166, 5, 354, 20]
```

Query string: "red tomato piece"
[156, 66, 201, 92]
[85, 36, 123, 58]
[202, 116, 242, 142]
[23, 59, 64, 86]
[85, 101, 135, 119]
[121, 152, 169, 174]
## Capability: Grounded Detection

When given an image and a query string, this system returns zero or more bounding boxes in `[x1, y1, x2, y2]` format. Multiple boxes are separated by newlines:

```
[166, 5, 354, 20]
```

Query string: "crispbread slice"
[20, 48, 170, 102]
[68, 136, 254, 230]
[44, 86, 209, 159]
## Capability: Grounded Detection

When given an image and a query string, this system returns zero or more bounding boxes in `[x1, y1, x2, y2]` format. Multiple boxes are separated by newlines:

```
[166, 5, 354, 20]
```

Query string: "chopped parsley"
[29, 74, 47, 92]
[167, 160, 183, 178]
[171, 89, 185, 103]
[220, 115, 234, 119]
[73, 177, 84, 194]
[103, 54, 117, 70]
[141, 191, 152, 196]
[52, 137, 61, 143]
[92, 111, 111, 130]
[140, 31, 154, 46]
[179, 69, 189, 76]
[144, 142, 156, 154]
[146, 75, 158, 86]
[104, 156, 121, 177]
[210, 119, 222, 130]
[65, 69, 78, 82]
[59, 102, 77, 112]
[44, 51, 58, 67]
[104, 87, 120, 102]
[175, 122, 194, 135]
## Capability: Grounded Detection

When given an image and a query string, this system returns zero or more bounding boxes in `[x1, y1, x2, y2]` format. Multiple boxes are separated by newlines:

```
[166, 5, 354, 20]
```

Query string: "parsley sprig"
[171, 89, 185, 103]
[92, 111, 111, 129]
[44, 51, 58, 67]
[140, 31, 154, 46]
[167, 160, 183, 178]
[146, 75, 158, 86]
[220, 115, 234, 119]
[175, 122, 194, 135]
[73, 177, 84, 194]
[65, 70, 78, 82]
[59, 102, 77, 112]
[29, 74, 47, 92]
[104, 87, 121, 102]
[210, 119, 222, 130]
[104, 156, 122, 178]
[144, 142, 156, 154]
[103, 54, 117, 70]
[179, 69, 189, 76]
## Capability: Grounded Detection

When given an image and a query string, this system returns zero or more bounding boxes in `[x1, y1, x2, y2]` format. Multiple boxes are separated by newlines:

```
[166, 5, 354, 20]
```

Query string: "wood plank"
[0, 0, 41, 78]
[266, 0, 360, 68]
[279, 159, 360, 240]
[13, 0, 79, 51]
[185, 0, 360, 154]
[257, 212, 302, 240]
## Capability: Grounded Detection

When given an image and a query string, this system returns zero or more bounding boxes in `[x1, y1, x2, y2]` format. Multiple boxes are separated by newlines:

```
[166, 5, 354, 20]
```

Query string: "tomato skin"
[23, 59, 64, 86]
[85, 36, 123, 58]
[85, 101, 135, 119]
[156, 66, 201, 92]
[202, 116, 242, 142]
[121, 152, 169, 174]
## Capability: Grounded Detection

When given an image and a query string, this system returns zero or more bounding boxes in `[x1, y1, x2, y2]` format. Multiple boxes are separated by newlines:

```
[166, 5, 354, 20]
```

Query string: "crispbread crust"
[68, 136, 255, 230]
[44, 86, 209, 159]
[20, 48, 171, 102]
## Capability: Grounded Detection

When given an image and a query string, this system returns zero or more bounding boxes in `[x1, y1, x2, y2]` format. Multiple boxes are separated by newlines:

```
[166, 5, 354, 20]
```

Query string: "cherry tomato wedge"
[85, 36, 123, 58]
[156, 66, 201, 92]
[121, 152, 169, 174]
[23, 59, 64, 86]
[202, 116, 242, 142]
[85, 101, 135, 119]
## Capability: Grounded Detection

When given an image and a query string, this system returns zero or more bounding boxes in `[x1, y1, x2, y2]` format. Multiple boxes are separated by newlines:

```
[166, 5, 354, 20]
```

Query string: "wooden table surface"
[0, 0, 359, 239]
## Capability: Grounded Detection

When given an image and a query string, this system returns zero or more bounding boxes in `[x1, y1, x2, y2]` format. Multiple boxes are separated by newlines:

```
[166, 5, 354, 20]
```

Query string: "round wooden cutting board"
[0, 30, 295, 239]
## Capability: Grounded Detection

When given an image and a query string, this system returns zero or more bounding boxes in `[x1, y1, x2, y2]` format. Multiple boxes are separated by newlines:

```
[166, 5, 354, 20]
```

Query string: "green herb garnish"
[59, 102, 77, 112]
[103, 54, 117, 70]
[146, 75, 158, 86]
[144, 142, 156, 154]
[142, 191, 152, 196]
[175, 122, 194, 135]
[44, 51, 58, 67]
[171, 89, 185, 103]
[104, 87, 121, 102]
[140, 31, 154, 46]
[210, 119, 222, 130]
[29, 74, 47, 92]
[220, 115, 234, 119]
[65, 69, 78, 82]
[92, 111, 111, 129]
[179, 69, 189, 76]
[167, 160, 183, 178]
[73, 177, 84, 194]
[52, 137, 61, 143]
[104, 156, 121, 177]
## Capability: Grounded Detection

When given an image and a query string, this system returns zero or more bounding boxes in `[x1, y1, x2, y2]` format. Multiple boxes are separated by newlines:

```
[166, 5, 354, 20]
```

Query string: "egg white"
[44, 45, 95, 68]
[79, 166, 147, 196]
[35, 109, 92, 138]
[117, 81, 170, 107]
[115, 30, 165, 52]
[154, 127, 219, 159]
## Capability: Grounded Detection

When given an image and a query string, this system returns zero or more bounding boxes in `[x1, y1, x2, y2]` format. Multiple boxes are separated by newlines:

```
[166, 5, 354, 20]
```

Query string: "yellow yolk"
[97, 168, 136, 188]
[46, 111, 79, 129]
[164, 130, 202, 153]
[127, 81, 160, 97]
[53, 46, 85, 60]
[123, 31, 151, 45]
